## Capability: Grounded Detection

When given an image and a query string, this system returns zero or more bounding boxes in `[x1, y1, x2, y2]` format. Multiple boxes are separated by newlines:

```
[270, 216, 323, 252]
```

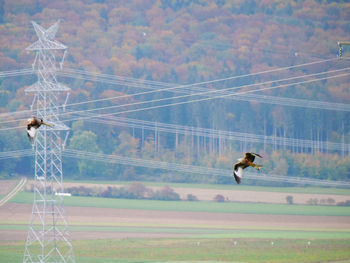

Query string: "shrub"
[101, 186, 136, 199]
[286, 195, 294, 205]
[152, 186, 181, 201]
[327, 198, 335, 205]
[307, 198, 319, 205]
[68, 186, 96, 197]
[336, 200, 350, 206]
[66, 183, 182, 202]
[127, 182, 152, 199]
[187, 194, 198, 201]
[213, 194, 225, 202]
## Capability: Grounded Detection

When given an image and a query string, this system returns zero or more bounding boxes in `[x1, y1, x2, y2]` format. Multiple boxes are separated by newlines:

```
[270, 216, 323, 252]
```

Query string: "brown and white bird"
[26, 117, 53, 143]
[233, 152, 263, 184]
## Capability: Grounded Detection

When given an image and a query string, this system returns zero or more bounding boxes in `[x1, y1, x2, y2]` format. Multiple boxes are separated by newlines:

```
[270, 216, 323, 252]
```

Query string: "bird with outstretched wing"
[26, 117, 53, 143]
[233, 152, 263, 184]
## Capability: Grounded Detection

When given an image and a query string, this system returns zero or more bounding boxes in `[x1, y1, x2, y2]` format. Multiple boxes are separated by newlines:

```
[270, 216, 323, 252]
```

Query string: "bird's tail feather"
[251, 163, 263, 170]
[42, 122, 53, 127]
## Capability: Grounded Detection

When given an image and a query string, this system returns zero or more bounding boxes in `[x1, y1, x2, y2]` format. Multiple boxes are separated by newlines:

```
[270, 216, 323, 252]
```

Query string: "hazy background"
[0, 0, 349, 185]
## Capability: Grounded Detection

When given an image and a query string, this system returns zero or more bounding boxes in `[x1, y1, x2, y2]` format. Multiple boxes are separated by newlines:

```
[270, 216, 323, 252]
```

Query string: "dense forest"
[0, 0, 349, 184]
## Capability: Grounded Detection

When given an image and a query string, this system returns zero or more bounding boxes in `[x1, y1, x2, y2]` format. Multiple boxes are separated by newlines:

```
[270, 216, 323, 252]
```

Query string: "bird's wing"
[233, 162, 240, 171]
[26, 127, 37, 142]
[235, 167, 243, 178]
[234, 161, 249, 170]
[234, 161, 245, 170]
[233, 167, 243, 184]
[245, 152, 255, 162]
[251, 152, 262, 158]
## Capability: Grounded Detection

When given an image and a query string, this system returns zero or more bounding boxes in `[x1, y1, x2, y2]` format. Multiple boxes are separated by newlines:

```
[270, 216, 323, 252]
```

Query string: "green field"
[3, 183, 350, 262]
[10, 191, 350, 216]
[1, 238, 350, 263]
[65, 179, 350, 196]
[0, 223, 349, 240]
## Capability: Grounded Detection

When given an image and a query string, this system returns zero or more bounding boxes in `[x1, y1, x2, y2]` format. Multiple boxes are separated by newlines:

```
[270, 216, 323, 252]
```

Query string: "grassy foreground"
[10, 191, 350, 216]
[1, 224, 349, 240]
[1, 238, 350, 263]
[4, 183, 350, 262]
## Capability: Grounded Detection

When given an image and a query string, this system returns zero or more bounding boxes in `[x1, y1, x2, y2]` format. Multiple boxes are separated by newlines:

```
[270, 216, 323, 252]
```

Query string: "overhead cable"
[0, 70, 349, 131]
[0, 57, 345, 119]
[0, 148, 348, 187]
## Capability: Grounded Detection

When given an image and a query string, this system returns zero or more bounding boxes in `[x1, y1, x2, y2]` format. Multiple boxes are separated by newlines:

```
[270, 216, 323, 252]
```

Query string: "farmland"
[7, 191, 350, 217]
[1, 180, 350, 262]
[24, 179, 350, 205]
[1, 238, 350, 263]
[1, 0, 350, 262]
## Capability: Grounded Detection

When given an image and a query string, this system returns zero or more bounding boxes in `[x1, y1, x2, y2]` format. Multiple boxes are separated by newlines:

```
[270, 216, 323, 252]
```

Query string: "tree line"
[0, 0, 349, 183]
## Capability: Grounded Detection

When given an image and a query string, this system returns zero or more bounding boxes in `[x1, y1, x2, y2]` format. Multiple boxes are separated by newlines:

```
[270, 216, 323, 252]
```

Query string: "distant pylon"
[23, 21, 75, 263]
[337, 41, 350, 57]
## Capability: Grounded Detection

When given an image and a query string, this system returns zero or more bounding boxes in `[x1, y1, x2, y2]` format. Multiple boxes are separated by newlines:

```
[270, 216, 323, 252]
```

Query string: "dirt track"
[1, 203, 349, 241]
[1, 180, 349, 241]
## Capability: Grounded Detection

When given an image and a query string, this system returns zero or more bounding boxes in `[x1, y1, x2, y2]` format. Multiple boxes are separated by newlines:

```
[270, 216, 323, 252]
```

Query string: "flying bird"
[233, 152, 263, 184]
[26, 117, 53, 143]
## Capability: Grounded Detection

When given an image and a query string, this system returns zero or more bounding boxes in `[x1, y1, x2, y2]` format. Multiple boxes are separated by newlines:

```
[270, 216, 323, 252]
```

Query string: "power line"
[1, 148, 349, 187]
[0, 149, 33, 159]
[60, 71, 350, 124]
[62, 56, 341, 88]
[80, 114, 350, 153]
[0, 57, 345, 120]
[62, 149, 350, 187]
[230, 93, 350, 111]
[0, 71, 349, 131]
[0, 68, 33, 78]
[1, 67, 349, 129]
[59, 66, 350, 111]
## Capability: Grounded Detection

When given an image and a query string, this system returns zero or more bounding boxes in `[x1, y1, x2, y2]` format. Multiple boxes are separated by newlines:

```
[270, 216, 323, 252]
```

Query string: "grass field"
[0, 223, 349, 239]
[64, 179, 350, 196]
[2, 181, 350, 262]
[1, 238, 350, 263]
[10, 191, 350, 216]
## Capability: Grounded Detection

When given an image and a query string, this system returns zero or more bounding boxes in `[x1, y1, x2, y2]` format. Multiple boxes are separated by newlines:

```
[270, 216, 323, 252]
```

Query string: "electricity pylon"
[23, 21, 75, 263]
[338, 41, 350, 57]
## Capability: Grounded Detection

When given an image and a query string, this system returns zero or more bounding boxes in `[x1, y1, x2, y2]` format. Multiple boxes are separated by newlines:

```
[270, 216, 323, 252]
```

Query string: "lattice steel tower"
[23, 21, 75, 263]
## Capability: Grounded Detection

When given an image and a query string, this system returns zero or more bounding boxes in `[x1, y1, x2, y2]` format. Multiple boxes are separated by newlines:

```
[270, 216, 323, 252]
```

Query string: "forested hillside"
[0, 0, 349, 184]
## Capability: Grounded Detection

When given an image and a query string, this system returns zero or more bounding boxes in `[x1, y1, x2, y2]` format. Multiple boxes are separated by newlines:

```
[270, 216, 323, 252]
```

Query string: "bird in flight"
[26, 117, 53, 143]
[233, 152, 263, 184]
